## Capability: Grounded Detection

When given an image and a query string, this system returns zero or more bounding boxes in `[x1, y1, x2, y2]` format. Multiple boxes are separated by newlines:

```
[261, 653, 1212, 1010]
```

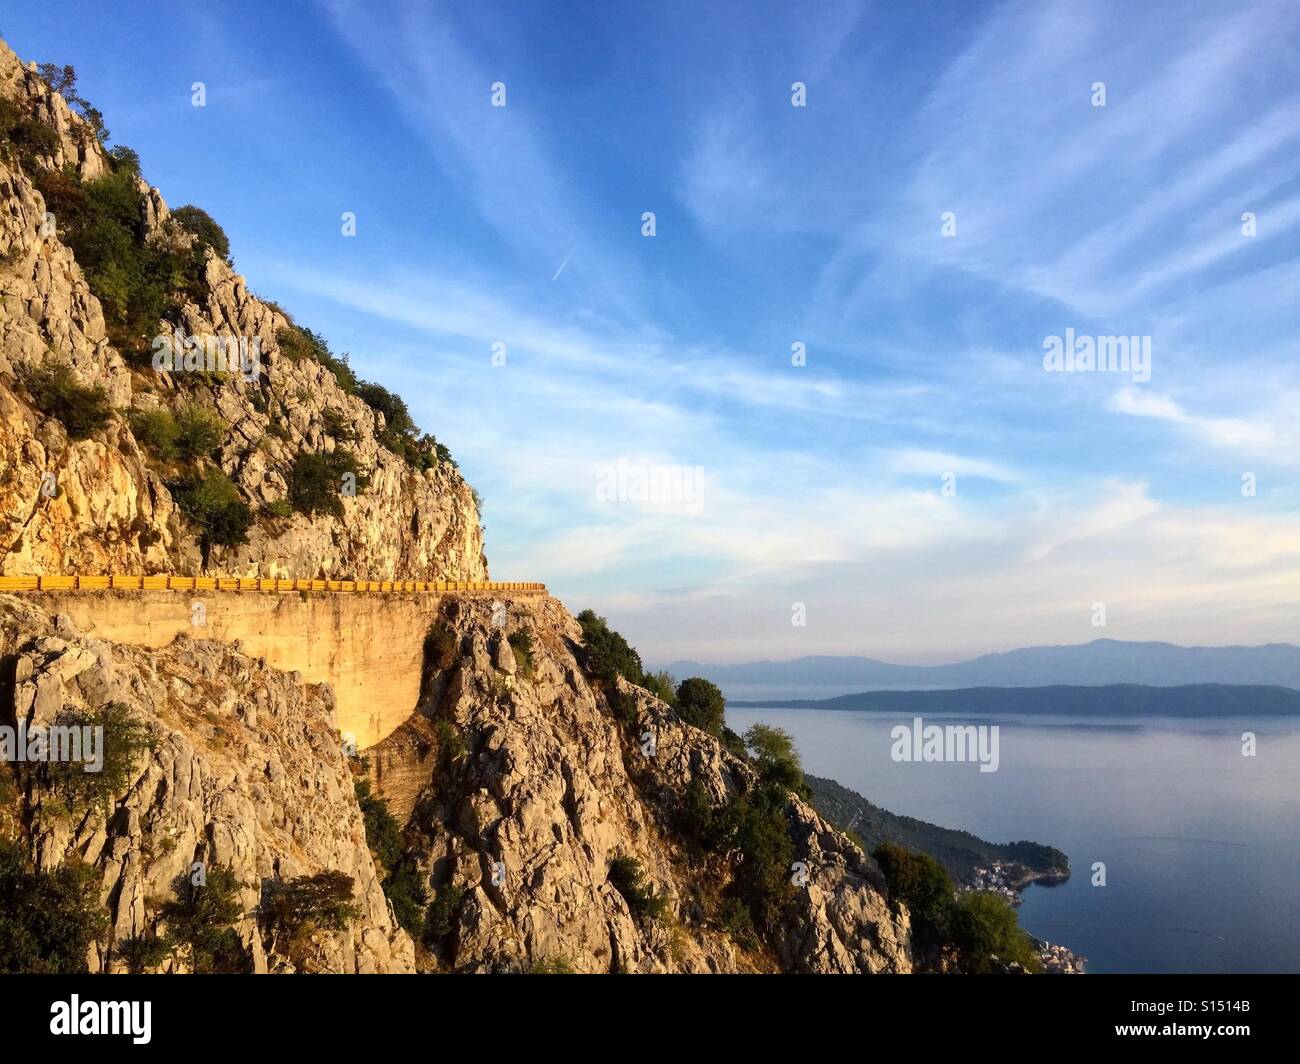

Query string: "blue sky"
[6, 0, 1300, 663]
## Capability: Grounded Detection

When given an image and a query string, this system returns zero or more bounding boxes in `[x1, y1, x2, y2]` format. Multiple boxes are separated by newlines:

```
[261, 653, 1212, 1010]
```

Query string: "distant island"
[665, 638, 1300, 690]
[729, 683, 1300, 716]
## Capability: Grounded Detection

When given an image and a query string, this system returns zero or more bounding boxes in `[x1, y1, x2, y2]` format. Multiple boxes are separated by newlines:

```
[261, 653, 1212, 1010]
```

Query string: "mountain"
[804, 776, 1068, 887]
[664, 638, 1300, 691]
[0, 39, 485, 580]
[0, 39, 918, 974]
[729, 683, 1300, 716]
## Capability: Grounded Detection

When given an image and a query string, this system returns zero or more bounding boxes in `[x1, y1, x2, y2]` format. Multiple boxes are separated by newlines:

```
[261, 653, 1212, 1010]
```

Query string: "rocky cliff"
[0, 37, 485, 580]
[0, 589, 912, 974]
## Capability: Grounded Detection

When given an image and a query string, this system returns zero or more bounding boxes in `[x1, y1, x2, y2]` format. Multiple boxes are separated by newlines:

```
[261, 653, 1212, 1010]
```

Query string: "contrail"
[551, 251, 573, 281]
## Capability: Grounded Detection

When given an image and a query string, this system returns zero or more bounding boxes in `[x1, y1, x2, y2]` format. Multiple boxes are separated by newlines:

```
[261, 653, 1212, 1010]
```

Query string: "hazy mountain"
[663, 639, 1300, 690]
[728, 683, 1300, 716]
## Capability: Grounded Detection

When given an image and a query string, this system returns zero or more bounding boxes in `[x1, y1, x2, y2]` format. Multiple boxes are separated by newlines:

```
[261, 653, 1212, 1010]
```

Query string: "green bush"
[0, 94, 59, 165]
[260, 499, 293, 520]
[577, 609, 645, 688]
[383, 860, 429, 938]
[642, 669, 676, 705]
[158, 863, 249, 974]
[355, 778, 403, 873]
[424, 621, 459, 670]
[173, 403, 224, 460]
[115, 931, 169, 974]
[741, 724, 808, 796]
[0, 838, 108, 973]
[717, 782, 795, 935]
[170, 468, 254, 556]
[32, 166, 208, 359]
[607, 853, 668, 923]
[22, 361, 112, 439]
[130, 407, 179, 459]
[872, 842, 956, 930]
[288, 448, 366, 519]
[674, 677, 725, 736]
[170, 204, 231, 264]
[275, 326, 358, 393]
[507, 629, 535, 679]
[322, 407, 356, 441]
[262, 871, 359, 943]
[46, 701, 156, 814]
[949, 891, 1043, 973]
[423, 882, 465, 945]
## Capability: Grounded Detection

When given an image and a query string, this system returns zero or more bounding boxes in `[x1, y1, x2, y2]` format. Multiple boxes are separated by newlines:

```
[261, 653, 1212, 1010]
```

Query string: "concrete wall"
[29, 589, 458, 748]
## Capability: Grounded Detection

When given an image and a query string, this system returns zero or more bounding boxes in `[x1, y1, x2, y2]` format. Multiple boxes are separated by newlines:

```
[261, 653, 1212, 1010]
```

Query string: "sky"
[4, 0, 1300, 664]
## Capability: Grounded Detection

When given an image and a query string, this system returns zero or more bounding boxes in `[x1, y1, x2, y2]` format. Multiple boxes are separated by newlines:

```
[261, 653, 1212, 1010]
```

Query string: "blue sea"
[724, 705, 1300, 973]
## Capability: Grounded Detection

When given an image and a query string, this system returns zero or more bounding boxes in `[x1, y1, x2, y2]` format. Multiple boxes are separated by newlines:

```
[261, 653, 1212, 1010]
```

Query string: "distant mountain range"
[729, 683, 1300, 716]
[662, 639, 1300, 689]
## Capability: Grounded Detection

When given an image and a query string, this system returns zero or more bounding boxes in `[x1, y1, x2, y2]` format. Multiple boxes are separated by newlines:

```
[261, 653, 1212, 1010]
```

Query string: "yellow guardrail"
[0, 575, 547, 595]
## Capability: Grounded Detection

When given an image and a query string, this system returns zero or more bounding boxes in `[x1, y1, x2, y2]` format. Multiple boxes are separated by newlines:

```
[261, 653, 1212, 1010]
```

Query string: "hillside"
[805, 775, 1068, 887]
[666, 638, 1300, 691]
[0, 38, 485, 580]
[729, 683, 1300, 716]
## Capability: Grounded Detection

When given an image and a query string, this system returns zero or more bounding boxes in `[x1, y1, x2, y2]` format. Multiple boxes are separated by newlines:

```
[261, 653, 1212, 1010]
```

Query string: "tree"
[674, 677, 726, 736]
[872, 842, 955, 930]
[0, 839, 108, 973]
[47, 701, 156, 814]
[742, 723, 808, 795]
[262, 871, 360, 949]
[170, 468, 254, 559]
[289, 449, 366, 519]
[607, 853, 667, 923]
[949, 891, 1043, 973]
[36, 62, 109, 143]
[170, 205, 231, 263]
[576, 609, 644, 687]
[159, 863, 249, 974]
[641, 670, 676, 705]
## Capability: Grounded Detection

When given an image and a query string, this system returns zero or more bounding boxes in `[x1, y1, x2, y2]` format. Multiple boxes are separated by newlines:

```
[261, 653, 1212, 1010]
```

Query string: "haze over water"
[725, 705, 1300, 973]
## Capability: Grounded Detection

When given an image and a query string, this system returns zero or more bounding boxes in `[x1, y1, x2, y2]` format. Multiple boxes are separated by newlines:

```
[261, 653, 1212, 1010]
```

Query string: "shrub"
[22, 361, 112, 439]
[322, 407, 356, 442]
[383, 860, 429, 938]
[607, 853, 667, 923]
[949, 891, 1043, 974]
[170, 468, 253, 556]
[424, 621, 458, 670]
[642, 670, 676, 705]
[355, 779, 402, 873]
[46, 701, 156, 814]
[507, 629, 535, 679]
[742, 723, 808, 796]
[158, 863, 249, 974]
[260, 499, 293, 520]
[262, 871, 360, 942]
[173, 403, 225, 460]
[170, 205, 231, 263]
[130, 407, 179, 459]
[528, 956, 575, 974]
[423, 882, 465, 945]
[576, 609, 645, 688]
[674, 677, 726, 736]
[115, 931, 169, 974]
[872, 842, 956, 930]
[288, 449, 366, 519]
[0, 95, 59, 165]
[435, 718, 467, 763]
[31, 166, 208, 358]
[718, 782, 795, 935]
[0, 838, 108, 973]
[275, 326, 357, 393]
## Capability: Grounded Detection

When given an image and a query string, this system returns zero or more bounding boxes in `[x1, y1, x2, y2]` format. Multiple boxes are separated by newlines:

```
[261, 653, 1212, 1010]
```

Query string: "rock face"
[0, 593, 414, 973]
[0, 37, 486, 580]
[369, 595, 913, 974]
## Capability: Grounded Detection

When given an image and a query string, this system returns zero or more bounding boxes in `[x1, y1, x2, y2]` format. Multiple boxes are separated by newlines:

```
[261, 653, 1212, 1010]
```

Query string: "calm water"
[725, 706, 1300, 973]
